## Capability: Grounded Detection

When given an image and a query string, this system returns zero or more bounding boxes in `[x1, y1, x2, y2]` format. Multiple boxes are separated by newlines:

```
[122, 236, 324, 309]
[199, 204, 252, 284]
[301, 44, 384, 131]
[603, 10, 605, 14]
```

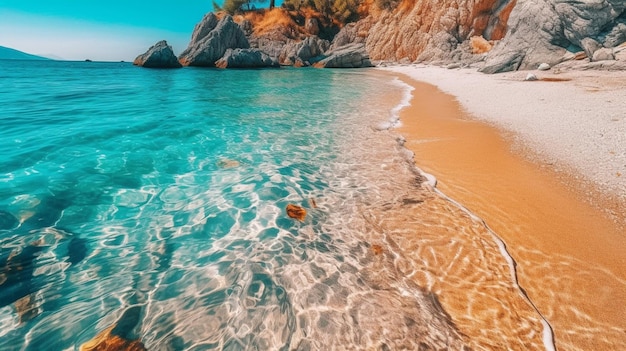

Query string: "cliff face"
[482, 0, 626, 72]
[365, 0, 516, 62]
[362, 0, 626, 71]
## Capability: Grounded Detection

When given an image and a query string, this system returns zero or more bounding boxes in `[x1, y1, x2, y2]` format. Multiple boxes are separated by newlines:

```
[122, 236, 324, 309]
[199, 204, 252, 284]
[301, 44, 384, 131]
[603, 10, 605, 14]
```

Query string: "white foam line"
[389, 82, 557, 351]
[377, 78, 414, 130]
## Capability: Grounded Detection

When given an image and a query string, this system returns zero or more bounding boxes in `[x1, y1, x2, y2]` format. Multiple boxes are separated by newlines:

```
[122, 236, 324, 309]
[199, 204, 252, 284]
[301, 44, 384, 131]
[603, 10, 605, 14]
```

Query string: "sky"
[0, 1, 230, 61]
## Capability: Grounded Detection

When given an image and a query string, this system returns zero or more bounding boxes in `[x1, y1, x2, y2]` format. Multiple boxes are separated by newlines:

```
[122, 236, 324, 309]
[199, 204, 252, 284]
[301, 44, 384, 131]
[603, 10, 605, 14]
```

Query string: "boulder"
[330, 19, 371, 50]
[592, 48, 615, 61]
[483, 0, 626, 73]
[537, 63, 550, 71]
[133, 40, 181, 68]
[179, 14, 249, 67]
[525, 73, 538, 81]
[279, 36, 330, 66]
[313, 43, 372, 68]
[214, 48, 279, 68]
[603, 22, 626, 48]
[580, 37, 602, 60]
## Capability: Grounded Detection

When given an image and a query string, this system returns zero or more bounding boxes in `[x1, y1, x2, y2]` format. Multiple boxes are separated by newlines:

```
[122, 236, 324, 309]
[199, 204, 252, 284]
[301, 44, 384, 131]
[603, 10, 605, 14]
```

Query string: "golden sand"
[395, 76, 626, 350]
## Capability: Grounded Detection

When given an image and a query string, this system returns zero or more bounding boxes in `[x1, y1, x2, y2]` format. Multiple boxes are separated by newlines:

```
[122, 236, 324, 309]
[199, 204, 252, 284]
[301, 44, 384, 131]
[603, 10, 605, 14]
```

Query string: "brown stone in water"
[80, 326, 146, 351]
[216, 159, 240, 168]
[371, 244, 384, 256]
[286, 204, 306, 221]
[309, 198, 317, 208]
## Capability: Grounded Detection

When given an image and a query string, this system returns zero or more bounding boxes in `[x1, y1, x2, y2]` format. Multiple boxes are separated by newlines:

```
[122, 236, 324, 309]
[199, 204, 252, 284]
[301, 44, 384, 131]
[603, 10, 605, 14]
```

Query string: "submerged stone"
[80, 326, 146, 351]
[216, 159, 240, 168]
[286, 204, 307, 221]
[371, 244, 384, 256]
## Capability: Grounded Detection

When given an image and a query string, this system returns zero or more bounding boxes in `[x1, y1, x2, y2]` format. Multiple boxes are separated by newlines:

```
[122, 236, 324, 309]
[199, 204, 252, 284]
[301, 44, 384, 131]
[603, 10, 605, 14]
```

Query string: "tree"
[222, 0, 269, 14]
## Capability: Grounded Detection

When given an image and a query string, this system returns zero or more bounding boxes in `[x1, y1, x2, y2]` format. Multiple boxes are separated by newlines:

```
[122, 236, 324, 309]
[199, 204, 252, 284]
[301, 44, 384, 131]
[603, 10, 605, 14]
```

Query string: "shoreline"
[382, 66, 626, 350]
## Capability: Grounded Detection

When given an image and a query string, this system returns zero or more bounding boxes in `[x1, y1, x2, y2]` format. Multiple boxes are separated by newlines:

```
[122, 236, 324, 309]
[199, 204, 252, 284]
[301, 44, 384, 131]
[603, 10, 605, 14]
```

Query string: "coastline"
[381, 65, 626, 350]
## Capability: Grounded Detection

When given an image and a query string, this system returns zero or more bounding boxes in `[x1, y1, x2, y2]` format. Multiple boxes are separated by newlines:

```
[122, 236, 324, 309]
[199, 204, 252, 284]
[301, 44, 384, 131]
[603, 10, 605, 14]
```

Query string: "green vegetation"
[221, 0, 269, 14]
[282, 0, 362, 23]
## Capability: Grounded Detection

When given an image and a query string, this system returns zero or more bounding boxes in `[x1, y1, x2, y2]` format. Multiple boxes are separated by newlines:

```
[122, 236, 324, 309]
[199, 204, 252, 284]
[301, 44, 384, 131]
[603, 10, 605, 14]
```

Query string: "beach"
[383, 65, 626, 350]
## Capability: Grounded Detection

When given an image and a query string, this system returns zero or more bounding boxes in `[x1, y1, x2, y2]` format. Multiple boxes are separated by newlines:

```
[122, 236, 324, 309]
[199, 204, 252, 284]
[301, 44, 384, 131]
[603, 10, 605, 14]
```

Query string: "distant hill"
[0, 46, 50, 60]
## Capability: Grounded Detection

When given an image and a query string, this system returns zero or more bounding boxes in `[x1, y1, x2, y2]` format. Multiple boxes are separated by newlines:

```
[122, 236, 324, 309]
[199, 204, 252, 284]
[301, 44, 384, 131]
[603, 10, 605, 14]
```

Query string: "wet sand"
[385, 69, 626, 350]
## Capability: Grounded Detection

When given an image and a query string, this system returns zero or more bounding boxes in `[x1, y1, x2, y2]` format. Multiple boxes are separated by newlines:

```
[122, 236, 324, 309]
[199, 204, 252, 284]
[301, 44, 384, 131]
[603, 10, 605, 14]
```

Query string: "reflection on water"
[1, 63, 553, 350]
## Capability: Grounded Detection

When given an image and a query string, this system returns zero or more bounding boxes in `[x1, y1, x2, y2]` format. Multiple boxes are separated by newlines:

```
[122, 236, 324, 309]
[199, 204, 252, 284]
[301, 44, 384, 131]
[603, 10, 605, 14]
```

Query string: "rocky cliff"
[361, 0, 626, 71]
[365, 0, 515, 63]
[141, 0, 626, 72]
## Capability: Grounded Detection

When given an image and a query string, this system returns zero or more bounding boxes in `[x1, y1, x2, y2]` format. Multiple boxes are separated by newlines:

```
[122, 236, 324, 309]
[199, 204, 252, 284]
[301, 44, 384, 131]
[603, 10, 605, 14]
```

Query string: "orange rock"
[80, 326, 146, 351]
[286, 204, 307, 221]
[371, 244, 384, 256]
[470, 36, 493, 54]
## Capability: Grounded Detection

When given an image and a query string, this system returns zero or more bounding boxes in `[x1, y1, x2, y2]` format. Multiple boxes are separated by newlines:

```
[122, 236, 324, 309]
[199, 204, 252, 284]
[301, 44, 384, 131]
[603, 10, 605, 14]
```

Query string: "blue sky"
[0, 1, 229, 61]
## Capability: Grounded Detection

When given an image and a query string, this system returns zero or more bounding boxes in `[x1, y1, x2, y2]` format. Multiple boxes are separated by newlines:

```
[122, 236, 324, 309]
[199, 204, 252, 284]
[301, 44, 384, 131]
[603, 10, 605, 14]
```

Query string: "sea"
[0, 60, 551, 350]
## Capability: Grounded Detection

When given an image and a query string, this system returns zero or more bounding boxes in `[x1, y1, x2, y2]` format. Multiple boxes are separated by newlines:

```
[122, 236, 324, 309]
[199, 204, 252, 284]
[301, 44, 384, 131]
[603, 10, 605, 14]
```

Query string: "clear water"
[0, 60, 547, 350]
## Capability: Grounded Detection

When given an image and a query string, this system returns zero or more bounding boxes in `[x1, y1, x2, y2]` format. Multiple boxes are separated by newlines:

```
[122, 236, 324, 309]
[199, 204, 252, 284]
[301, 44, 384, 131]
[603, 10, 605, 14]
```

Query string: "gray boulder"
[179, 14, 249, 67]
[592, 47, 615, 61]
[215, 48, 279, 68]
[603, 22, 626, 48]
[330, 21, 369, 50]
[279, 36, 330, 66]
[133, 40, 182, 68]
[482, 0, 626, 73]
[313, 43, 372, 68]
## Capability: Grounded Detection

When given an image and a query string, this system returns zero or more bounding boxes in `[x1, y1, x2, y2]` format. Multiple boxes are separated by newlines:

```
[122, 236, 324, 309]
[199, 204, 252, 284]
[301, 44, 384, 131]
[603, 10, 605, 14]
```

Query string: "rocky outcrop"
[215, 48, 279, 68]
[365, 0, 516, 62]
[279, 36, 330, 66]
[179, 14, 249, 67]
[330, 19, 371, 50]
[133, 40, 181, 68]
[313, 43, 372, 68]
[482, 0, 626, 73]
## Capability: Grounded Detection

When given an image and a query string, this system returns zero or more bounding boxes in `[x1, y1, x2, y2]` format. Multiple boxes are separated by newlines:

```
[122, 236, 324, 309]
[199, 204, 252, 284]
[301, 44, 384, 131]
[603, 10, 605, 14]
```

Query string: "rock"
[214, 48, 279, 68]
[573, 51, 588, 60]
[179, 14, 249, 67]
[133, 40, 182, 68]
[525, 73, 538, 81]
[286, 204, 306, 221]
[616, 47, 626, 61]
[80, 326, 146, 351]
[592, 48, 615, 62]
[603, 22, 626, 48]
[330, 19, 371, 50]
[305, 18, 320, 36]
[313, 43, 372, 68]
[216, 159, 240, 168]
[365, 0, 515, 62]
[580, 37, 602, 61]
[371, 244, 384, 256]
[537, 63, 550, 71]
[483, 0, 626, 73]
[279, 36, 330, 66]
[469, 36, 493, 54]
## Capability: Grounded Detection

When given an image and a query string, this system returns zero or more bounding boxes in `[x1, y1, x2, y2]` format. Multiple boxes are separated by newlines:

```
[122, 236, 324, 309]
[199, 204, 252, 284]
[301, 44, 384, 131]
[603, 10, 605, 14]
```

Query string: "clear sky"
[0, 1, 225, 61]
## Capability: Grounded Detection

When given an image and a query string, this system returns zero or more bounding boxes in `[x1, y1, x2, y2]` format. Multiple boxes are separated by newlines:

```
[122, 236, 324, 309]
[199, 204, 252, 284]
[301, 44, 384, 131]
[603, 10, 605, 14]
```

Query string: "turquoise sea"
[0, 60, 548, 350]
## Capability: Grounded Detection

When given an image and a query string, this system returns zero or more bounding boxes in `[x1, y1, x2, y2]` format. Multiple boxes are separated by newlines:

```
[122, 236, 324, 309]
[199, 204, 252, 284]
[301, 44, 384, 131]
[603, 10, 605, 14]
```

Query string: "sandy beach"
[382, 65, 626, 350]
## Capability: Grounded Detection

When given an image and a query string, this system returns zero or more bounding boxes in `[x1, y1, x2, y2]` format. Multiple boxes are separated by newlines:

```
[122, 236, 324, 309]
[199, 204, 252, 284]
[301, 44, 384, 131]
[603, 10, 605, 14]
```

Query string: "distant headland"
[0, 46, 51, 61]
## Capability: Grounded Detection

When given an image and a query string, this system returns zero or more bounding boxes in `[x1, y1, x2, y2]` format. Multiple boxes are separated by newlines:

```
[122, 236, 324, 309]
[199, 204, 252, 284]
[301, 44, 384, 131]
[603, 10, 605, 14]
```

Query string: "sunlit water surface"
[1, 61, 547, 350]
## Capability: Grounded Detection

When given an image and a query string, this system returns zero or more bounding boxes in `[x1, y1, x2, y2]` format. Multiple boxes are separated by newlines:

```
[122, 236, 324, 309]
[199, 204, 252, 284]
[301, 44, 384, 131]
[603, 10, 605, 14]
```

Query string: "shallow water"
[1, 61, 546, 350]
